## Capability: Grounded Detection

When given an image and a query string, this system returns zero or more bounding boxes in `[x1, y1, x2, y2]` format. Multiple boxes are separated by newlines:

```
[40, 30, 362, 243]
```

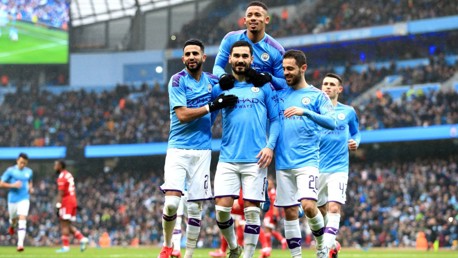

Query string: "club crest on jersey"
[251, 87, 260, 93]
[207, 84, 212, 92]
[301, 97, 311, 105]
[261, 53, 270, 61]
[337, 113, 346, 120]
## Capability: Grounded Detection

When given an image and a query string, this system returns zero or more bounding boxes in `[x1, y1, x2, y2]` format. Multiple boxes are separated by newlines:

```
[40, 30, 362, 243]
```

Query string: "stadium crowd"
[0, 54, 456, 147]
[0, 156, 456, 249]
[169, 0, 458, 47]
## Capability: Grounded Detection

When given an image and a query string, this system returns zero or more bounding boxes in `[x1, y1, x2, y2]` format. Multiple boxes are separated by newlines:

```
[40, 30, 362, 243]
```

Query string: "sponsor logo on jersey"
[301, 97, 311, 105]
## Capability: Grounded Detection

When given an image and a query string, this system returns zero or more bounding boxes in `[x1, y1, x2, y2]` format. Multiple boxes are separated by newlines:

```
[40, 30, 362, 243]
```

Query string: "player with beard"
[274, 50, 336, 258]
[212, 40, 281, 258]
[213, 1, 285, 90]
[159, 39, 238, 258]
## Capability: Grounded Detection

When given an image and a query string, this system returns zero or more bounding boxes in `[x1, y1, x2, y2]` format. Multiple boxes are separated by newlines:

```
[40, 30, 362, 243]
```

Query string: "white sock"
[284, 219, 302, 257]
[17, 220, 26, 247]
[216, 205, 237, 250]
[243, 207, 261, 258]
[172, 216, 182, 252]
[184, 202, 202, 258]
[323, 212, 340, 248]
[162, 196, 180, 247]
[307, 211, 325, 248]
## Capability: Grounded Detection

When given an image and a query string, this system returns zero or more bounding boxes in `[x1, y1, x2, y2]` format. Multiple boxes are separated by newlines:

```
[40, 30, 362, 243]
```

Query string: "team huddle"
[0, 1, 360, 258]
[159, 1, 360, 258]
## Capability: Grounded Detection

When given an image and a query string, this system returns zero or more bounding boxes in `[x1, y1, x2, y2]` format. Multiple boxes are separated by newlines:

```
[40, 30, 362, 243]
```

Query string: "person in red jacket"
[54, 160, 89, 253]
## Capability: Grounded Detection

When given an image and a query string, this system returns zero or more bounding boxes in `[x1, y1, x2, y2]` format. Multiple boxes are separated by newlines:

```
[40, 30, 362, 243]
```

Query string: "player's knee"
[163, 196, 181, 216]
[215, 205, 232, 222]
[327, 202, 341, 214]
[301, 201, 317, 216]
[244, 206, 261, 223]
[187, 201, 202, 219]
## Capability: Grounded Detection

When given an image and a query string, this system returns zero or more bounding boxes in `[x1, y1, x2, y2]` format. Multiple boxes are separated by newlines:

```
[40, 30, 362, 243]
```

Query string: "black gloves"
[55, 202, 61, 217]
[245, 68, 272, 87]
[219, 74, 236, 90]
[208, 94, 238, 112]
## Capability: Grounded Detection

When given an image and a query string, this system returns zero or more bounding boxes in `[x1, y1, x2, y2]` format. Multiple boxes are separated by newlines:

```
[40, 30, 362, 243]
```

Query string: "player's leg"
[214, 162, 241, 256]
[241, 163, 266, 258]
[56, 219, 71, 252]
[159, 149, 188, 258]
[172, 192, 185, 258]
[297, 167, 327, 258]
[7, 202, 18, 236]
[209, 234, 227, 257]
[183, 149, 212, 258]
[16, 200, 30, 251]
[276, 169, 302, 258]
[322, 173, 348, 257]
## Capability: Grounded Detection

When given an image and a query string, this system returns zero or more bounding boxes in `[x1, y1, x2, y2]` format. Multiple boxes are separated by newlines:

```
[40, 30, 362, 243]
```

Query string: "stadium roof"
[71, 0, 196, 27]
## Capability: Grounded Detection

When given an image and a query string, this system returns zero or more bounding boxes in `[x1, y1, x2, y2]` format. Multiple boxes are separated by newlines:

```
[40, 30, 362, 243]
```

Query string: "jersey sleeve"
[0, 169, 11, 182]
[168, 75, 187, 110]
[213, 33, 233, 78]
[264, 84, 281, 150]
[348, 107, 361, 145]
[303, 92, 336, 130]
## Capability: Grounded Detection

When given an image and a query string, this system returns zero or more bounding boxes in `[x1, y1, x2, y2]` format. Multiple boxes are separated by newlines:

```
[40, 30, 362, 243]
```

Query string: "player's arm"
[257, 87, 281, 168]
[174, 106, 209, 123]
[212, 34, 232, 78]
[0, 171, 21, 189]
[348, 108, 361, 151]
[284, 95, 336, 130]
[270, 52, 288, 91]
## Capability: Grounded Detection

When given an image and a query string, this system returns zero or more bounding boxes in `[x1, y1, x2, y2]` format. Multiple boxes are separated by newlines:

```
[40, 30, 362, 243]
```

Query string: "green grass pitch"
[0, 247, 456, 258]
[0, 21, 68, 64]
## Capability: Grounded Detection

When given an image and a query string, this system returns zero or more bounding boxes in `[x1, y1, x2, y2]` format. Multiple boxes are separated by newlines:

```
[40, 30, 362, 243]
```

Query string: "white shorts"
[214, 162, 267, 202]
[161, 148, 213, 201]
[317, 172, 348, 207]
[275, 166, 319, 207]
[8, 200, 30, 219]
[176, 191, 188, 217]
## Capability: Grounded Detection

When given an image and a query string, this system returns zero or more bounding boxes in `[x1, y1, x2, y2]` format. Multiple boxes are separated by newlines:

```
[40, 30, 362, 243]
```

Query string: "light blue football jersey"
[1, 165, 33, 203]
[213, 30, 285, 81]
[212, 81, 281, 162]
[168, 69, 218, 150]
[275, 86, 335, 170]
[319, 102, 361, 173]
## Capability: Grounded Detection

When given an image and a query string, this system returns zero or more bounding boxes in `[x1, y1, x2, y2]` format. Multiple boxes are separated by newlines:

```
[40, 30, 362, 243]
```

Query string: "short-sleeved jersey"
[212, 81, 280, 162]
[275, 86, 335, 170]
[57, 170, 77, 202]
[213, 30, 285, 79]
[1, 165, 33, 203]
[320, 102, 360, 173]
[168, 69, 219, 150]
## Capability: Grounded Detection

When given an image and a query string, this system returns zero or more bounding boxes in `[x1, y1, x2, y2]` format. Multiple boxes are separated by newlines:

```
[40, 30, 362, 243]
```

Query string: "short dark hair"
[283, 50, 307, 67]
[325, 73, 343, 85]
[56, 160, 66, 169]
[18, 153, 28, 160]
[183, 38, 205, 51]
[230, 40, 253, 55]
[248, 1, 268, 11]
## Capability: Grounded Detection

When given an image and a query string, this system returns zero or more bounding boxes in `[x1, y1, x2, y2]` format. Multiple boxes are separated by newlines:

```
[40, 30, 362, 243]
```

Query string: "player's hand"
[245, 68, 272, 87]
[29, 187, 34, 194]
[348, 139, 358, 151]
[256, 148, 273, 168]
[12, 181, 22, 189]
[219, 74, 236, 90]
[208, 94, 238, 112]
[284, 106, 305, 118]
